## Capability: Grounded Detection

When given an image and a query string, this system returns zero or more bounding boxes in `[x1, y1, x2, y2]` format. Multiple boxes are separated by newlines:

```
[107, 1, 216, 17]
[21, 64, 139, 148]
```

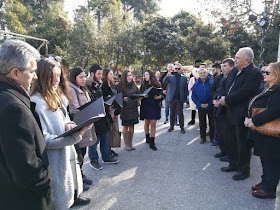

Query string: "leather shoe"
[72, 197, 91, 207]
[219, 156, 229, 162]
[167, 127, 174, 132]
[83, 183, 89, 191]
[220, 165, 238, 172]
[232, 172, 250, 181]
[214, 151, 226, 158]
[200, 139, 206, 144]
[180, 129, 185, 134]
[252, 182, 262, 191]
[252, 189, 276, 199]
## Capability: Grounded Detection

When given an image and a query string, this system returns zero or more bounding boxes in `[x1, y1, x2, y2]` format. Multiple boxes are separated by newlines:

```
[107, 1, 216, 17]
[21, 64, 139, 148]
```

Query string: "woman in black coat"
[245, 62, 280, 199]
[140, 70, 163, 151]
[101, 68, 121, 157]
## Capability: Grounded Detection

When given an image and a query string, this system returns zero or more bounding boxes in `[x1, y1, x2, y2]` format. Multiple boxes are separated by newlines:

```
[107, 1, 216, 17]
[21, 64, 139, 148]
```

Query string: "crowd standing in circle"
[0, 39, 279, 210]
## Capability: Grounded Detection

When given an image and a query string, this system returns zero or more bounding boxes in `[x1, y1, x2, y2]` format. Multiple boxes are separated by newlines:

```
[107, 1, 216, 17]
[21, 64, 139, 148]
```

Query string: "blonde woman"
[30, 58, 91, 209]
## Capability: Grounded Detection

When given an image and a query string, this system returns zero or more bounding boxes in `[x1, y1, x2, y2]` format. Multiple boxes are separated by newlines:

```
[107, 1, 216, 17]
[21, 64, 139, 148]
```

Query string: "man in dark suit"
[0, 40, 54, 209]
[163, 63, 188, 134]
[219, 47, 263, 181]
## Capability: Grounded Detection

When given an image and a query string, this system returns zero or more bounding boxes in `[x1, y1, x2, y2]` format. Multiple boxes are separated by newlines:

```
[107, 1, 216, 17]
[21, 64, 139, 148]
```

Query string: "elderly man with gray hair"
[0, 40, 54, 209]
[219, 47, 263, 181]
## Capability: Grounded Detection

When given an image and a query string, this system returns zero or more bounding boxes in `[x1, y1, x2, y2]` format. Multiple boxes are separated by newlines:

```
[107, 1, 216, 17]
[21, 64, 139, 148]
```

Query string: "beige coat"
[68, 82, 97, 148]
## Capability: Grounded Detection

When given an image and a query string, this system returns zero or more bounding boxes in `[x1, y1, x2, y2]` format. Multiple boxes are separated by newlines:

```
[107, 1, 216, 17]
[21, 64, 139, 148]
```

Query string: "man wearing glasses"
[163, 63, 188, 134]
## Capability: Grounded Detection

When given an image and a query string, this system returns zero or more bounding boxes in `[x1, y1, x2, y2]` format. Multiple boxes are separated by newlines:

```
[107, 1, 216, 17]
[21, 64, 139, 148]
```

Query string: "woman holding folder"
[30, 58, 91, 209]
[118, 70, 140, 151]
[101, 68, 121, 157]
[68, 66, 97, 190]
[140, 70, 163, 151]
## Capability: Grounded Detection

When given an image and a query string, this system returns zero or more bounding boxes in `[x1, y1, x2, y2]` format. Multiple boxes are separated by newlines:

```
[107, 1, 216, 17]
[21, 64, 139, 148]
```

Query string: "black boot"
[145, 133, 150, 144]
[188, 110, 196, 125]
[149, 137, 157, 151]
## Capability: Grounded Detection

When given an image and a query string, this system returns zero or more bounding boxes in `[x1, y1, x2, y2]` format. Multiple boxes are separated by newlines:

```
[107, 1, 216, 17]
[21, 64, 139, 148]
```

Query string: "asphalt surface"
[73, 105, 280, 210]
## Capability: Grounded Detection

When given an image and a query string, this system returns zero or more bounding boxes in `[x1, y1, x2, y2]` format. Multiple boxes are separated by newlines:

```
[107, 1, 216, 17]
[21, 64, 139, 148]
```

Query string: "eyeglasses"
[175, 68, 181, 70]
[261, 70, 271, 75]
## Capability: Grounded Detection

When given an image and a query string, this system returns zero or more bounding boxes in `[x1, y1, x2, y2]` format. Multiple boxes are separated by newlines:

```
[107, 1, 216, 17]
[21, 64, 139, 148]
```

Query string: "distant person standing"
[188, 60, 202, 125]
[192, 67, 214, 144]
[163, 63, 188, 134]
[160, 63, 177, 124]
[0, 39, 54, 210]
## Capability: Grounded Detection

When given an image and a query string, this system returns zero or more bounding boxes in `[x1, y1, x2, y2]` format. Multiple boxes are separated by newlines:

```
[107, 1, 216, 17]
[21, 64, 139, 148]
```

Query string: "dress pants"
[216, 116, 227, 152]
[169, 99, 184, 129]
[261, 156, 280, 193]
[198, 110, 214, 141]
[225, 109, 251, 173]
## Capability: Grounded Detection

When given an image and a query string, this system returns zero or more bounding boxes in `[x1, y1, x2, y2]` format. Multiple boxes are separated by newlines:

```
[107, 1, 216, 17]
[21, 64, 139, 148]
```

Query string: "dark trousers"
[169, 99, 184, 129]
[225, 109, 251, 173]
[198, 110, 214, 141]
[261, 156, 280, 193]
[216, 116, 227, 152]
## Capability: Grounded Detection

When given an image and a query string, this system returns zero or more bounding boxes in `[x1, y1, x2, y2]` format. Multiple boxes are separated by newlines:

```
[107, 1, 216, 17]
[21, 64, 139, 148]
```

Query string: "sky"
[65, 0, 265, 23]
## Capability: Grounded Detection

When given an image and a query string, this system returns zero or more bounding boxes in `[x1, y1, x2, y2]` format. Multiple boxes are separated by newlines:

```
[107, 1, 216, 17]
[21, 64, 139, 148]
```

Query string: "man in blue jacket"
[192, 66, 214, 144]
[163, 63, 188, 134]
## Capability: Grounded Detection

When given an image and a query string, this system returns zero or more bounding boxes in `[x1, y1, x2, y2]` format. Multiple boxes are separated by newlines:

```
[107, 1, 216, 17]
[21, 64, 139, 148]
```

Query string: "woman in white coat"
[30, 58, 91, 209]
[188, 67, 199, 125]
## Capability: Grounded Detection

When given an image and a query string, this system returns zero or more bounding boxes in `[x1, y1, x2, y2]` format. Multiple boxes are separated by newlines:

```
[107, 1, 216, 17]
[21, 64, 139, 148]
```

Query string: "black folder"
[55, 97, 106, 138]
[132, 86, 162, 98]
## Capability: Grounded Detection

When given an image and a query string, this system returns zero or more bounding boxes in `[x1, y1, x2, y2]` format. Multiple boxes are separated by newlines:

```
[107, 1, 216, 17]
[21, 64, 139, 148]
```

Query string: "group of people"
[160, 47, 280, 199]
[0, 39, 165, 210]
[0, 39, 279, 210]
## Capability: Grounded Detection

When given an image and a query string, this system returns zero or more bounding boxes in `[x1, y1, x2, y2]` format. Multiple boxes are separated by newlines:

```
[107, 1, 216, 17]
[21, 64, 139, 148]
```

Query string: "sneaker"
[175, 122, 179, 126]
[90, 160, 103, 170]
[103, 157, 119, 164]
[164, 120, 168, 124]
[210, 142, 218, 148]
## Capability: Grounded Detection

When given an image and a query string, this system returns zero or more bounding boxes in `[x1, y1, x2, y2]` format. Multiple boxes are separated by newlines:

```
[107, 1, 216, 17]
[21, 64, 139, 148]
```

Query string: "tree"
[0, 0, 33, 34]
[142, 16, 181, 69]
[121, 0, 160, 22]
[28, 1, 70, 54]
[172, 11, 197, 36]
[184, 22, 230, 62]
[64, 6, 98, 68]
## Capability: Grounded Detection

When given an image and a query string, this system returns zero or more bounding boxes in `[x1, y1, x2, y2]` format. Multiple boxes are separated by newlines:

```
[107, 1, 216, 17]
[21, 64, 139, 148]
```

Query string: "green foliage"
[142, 16, 181, 69]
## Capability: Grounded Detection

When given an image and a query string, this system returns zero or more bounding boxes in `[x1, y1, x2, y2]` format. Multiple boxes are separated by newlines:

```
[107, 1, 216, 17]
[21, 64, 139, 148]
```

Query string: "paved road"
[74, 106, 279, 210]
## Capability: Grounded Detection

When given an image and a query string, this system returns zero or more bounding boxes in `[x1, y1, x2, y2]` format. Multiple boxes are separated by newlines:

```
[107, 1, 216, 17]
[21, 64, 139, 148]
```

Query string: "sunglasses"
[261, 70, 271, 75]
[175, 68, 181, 70]
[42, 55, 61, 62]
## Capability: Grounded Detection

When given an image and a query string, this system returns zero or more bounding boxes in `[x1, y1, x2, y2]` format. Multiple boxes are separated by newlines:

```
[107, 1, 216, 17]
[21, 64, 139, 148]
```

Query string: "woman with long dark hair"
[118, 70, 140, 151]
[102, 68, 121, 157]
[68, 66, 97, 190]
[140, 70, 163, 151]
[30, 59, 91, 209]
